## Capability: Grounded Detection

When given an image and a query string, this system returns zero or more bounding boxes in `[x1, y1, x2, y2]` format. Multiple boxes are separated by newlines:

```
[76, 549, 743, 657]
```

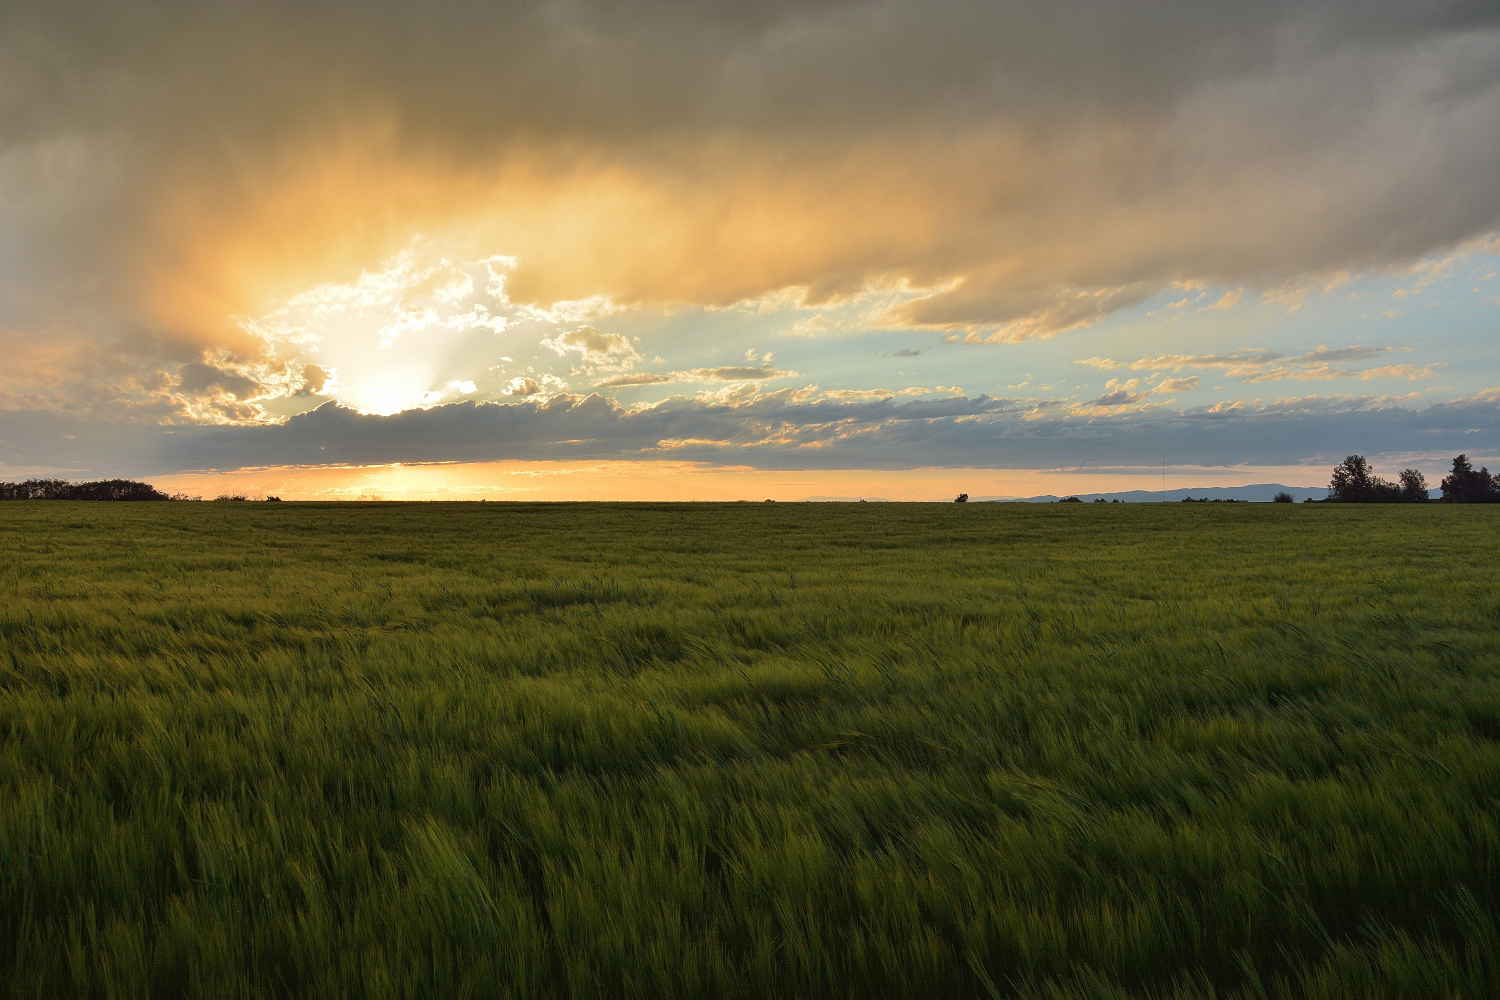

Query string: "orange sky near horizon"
[147, 460, 1332, 502]
[2, 5, 1496, 488]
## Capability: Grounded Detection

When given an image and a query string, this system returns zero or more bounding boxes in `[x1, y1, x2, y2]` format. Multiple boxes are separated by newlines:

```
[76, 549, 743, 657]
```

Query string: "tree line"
[1322, 454, 1499, 503]
[0, 479, 178, 501]
[0, 479, 281, 502]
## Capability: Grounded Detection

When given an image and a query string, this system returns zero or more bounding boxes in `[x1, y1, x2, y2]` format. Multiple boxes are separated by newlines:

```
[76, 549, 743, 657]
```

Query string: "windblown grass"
[1, 501, 1498, 997]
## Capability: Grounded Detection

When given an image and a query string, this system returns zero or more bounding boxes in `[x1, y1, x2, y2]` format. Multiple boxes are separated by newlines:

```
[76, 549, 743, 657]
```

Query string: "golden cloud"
[1, 2, 1497, 421]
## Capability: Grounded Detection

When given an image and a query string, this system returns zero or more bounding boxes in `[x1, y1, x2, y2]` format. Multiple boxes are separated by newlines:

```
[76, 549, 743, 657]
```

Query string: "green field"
[2, 501, 1499, 998]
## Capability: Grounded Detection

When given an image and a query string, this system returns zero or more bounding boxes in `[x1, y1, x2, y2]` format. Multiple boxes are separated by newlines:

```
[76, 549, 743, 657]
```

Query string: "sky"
[1, 1, 1498, 500]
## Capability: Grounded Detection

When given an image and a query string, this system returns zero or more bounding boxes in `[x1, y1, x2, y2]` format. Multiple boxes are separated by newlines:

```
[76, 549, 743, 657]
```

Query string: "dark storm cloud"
[5, 389, 1497, 478]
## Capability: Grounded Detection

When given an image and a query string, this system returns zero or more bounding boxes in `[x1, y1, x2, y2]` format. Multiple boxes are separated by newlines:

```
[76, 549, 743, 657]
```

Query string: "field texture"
[1, 501, 1499, 998]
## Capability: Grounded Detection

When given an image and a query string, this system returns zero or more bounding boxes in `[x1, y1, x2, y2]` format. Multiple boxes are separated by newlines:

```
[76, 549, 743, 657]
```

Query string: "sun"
[349, 381, 441, 416]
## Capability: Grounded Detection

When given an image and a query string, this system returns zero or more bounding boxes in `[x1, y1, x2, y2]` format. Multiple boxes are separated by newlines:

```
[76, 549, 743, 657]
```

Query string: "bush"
[954, 493, 969, 502]
[1273, 492, 1294, 503]
[1058, 496, 1082, 503]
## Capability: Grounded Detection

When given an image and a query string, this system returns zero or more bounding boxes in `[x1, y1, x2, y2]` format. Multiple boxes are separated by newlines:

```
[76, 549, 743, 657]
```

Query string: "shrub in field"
[1273, 492, 1294, 503]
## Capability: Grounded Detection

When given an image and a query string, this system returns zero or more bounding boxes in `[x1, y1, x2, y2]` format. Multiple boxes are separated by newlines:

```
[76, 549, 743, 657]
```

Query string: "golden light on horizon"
[0, 3, 1495, 488]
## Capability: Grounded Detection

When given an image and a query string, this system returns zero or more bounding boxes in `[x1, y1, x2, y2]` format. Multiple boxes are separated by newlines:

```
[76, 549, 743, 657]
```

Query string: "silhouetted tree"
[1058, 496, 1082, 503]
[1273, 492, 1294, 503]
[1439, 454, 1499, 503]
[0, 478, 174, 501]
[1328, 455, 1370, 501]
[1398, 469, 1429, 503]
[954, 493, 969, 502]
[1327, 455, 1402, 503]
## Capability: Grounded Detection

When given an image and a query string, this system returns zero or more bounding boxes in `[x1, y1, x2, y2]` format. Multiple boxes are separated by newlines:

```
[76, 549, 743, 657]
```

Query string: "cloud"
[1075, 345, 1423, 383]
[896, 283, 1157, 341]
[593, 364, 797, 388]
[296, 364, 336, 397]
[1087, 374, 1199, 403]
[501, 376, 565, 397]
[540, 326, 641, 368]
[1359, 364, 1438, 381]
[891, 348, 922, 357]
[1075, 357, 1126, 371]
[595, 372, 676, 388]
[819, 386, 962, 400]
[11, 385, 1499, 480]
[687, 365, 797, 381]
[1089, 390, 1149, 406]
[2, 0, 1498, 422]
[1209, 288, 1242, 310]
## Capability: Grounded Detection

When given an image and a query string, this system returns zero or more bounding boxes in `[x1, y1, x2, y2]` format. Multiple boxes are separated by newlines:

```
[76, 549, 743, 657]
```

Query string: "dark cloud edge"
[5, 388, 1498, 479]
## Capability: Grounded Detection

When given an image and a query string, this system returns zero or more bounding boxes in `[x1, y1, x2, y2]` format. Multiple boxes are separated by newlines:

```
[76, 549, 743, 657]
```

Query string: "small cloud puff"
[296, 364, 338, 397]
[1090, 390, 1148, 406]
[500, 374, 568, 397]
[541, 326, 641, 369]
[502, 378, 543, 397]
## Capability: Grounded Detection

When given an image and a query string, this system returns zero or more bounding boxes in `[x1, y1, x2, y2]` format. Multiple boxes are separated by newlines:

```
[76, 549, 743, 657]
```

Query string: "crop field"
[1, 501, 1499, 998]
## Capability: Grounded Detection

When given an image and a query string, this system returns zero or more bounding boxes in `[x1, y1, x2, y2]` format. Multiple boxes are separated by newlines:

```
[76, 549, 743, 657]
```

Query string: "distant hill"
[988, 484, 1326, 503]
